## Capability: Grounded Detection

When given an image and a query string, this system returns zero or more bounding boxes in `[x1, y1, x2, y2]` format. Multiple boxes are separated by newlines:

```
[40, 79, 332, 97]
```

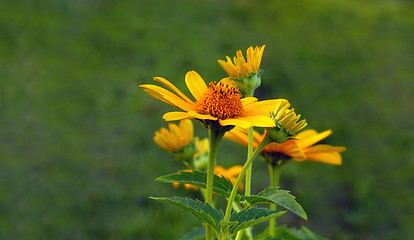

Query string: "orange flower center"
[196, 82, 243, 120]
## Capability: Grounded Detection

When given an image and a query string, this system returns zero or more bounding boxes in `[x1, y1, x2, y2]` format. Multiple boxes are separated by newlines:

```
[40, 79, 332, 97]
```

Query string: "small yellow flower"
[218, 45, 265, 79]
[153, 119, 193, 152]
[172, 166, 244, 191]
[140, 70, 285, 129]
[218, 45, 266, 97]
[225, 127, 346, 165]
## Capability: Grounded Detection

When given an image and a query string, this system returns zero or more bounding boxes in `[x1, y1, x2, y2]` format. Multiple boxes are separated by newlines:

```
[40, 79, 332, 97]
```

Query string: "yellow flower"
[218, 45, 265, 79]
[173, 166, 244, 191]
[153, 119, 193, 152]
[140, 70, 285, 129]
[225, 127, 346, 165]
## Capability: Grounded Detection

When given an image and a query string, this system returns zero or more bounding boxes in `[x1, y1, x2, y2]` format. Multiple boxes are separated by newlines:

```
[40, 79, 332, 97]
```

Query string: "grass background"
[1, 0, 413, 239]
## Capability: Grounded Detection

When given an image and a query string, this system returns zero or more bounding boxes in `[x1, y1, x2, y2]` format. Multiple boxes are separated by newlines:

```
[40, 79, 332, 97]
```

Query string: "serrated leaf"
[156, 170, 235, 198]
[180, 227, 205, 240]
[150, 196, 223, 231]
[244, 187, 307, 220]
[228, 207, 285, 235]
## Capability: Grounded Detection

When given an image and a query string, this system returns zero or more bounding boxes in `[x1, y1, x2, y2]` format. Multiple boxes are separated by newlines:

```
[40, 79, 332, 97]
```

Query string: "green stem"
[236, 127, 254, 240]
[224, 134, 273, 223]
[206, 124, 226, 240]
[268, 164, 281, 237]
[245, 127, 254, 197]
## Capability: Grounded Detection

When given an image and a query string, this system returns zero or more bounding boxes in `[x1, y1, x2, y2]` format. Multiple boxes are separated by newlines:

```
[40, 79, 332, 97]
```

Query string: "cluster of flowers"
[140, 45, 346, 239]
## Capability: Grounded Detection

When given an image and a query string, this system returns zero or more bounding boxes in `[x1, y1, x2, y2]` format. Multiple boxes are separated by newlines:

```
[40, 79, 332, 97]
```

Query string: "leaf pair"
[150, 196, 284, 237]
[156, 170, 307, 220]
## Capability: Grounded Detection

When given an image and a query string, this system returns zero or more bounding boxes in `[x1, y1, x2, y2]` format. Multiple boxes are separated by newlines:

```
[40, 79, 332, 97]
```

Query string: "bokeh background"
[1, 0, 413, 239]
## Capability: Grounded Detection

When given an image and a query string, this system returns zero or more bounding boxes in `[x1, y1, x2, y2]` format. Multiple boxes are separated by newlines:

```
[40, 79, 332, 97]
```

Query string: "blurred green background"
[1, 0, 413, 239]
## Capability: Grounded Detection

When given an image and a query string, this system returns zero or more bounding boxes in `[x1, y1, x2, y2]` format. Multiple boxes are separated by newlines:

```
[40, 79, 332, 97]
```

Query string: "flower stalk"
[268, 164, 282, 237]
[224, 133, 273, 223]
[205, 121, 227, 240]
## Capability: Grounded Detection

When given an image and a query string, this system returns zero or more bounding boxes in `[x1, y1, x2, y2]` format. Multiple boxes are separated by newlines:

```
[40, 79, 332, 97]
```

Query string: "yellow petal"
[225, 165, 243, 176]
[187, 111, 218, 121]
[297, 130, 332, 149]
[233, 115, 276, 128]
[225, 128, 249, 146]
[179, 120, 194, 141]
[153, 77, 194, 104]
[305, 152, 342, 165]
[242, 99, 288, 117]
[185, 71, 208, 101]
[218, 77, 234, 87]
[241, 97, 258, 106]
[140, 84, 196, 111]
[219, 118, 252, 129]
[163, 112, 193, 121]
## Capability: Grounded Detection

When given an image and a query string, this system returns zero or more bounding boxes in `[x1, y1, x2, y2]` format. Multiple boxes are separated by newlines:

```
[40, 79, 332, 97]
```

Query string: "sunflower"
[140, 70, 285, 129]
[225, 127, 346, 165]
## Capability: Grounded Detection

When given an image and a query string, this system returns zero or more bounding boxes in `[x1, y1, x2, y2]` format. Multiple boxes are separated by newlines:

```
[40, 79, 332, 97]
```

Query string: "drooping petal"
[153, 77, 194, 104]
[185, 71, 208, 101]
[163, 111, 193, 121]
[297, 130, 332, 149]
[304, 151, 342, 165]
[140, 84, 196, 111]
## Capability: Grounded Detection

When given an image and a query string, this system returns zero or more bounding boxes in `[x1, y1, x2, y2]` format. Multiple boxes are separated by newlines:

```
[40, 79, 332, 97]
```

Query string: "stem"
[268, 164, 281, 237]
[245, 127, 254, 197]
[206, 124, 226, 240]
[224, 134, 272, 223]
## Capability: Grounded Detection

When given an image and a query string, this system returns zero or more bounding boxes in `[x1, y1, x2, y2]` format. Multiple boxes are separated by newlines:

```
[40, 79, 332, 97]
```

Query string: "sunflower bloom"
[140, 70, 285, 129]
[225, 127, 346, 165]
[218, 45, 266, 97]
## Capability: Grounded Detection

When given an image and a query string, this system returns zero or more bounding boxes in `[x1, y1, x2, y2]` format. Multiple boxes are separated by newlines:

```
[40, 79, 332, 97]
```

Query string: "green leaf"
[244, 187, 307, 220]
[149, 196, 223, 231]
[180, 227, 205, 240]
[228, 207, 285, 235]
[156, 170, 235, 198]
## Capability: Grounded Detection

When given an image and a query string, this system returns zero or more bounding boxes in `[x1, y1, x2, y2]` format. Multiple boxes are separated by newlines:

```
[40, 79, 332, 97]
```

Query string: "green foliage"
[156, 171, 239, 199]
[245, 187, 307, 220]
[228, 207, 285, 235]
[150, 197, 223, 232]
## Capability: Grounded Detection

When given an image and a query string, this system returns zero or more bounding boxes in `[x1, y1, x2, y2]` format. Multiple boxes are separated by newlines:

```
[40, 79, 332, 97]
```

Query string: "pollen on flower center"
[196, 82, 243, 120]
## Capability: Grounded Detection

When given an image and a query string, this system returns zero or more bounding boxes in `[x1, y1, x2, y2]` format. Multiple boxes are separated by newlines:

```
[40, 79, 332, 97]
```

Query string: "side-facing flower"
[140, 70, 285, 129]
[267, 100, 307, 143]
[225, 127, 346, 166]
[218, 45, 265, 97]
[153, 119, 196, 164]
